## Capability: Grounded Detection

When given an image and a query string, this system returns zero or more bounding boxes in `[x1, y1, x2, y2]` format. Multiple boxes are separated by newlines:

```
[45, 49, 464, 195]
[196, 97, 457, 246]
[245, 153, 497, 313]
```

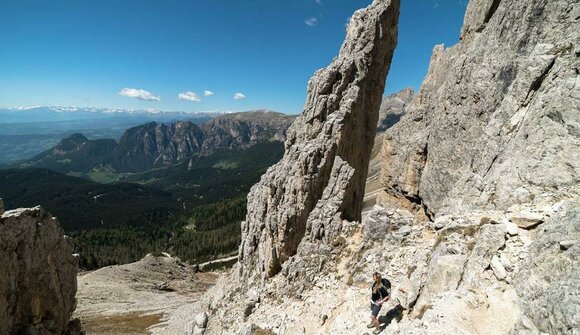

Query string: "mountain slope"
[114, 121, 206, 172]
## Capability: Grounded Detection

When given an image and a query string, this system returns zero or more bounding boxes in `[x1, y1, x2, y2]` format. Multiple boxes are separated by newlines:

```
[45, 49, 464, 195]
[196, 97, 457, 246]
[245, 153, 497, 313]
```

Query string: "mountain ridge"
[14, 110, 295, 175]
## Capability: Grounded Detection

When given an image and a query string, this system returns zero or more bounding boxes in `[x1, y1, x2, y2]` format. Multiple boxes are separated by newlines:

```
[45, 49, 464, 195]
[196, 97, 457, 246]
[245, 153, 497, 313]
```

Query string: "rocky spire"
[239, 0, 400, 281]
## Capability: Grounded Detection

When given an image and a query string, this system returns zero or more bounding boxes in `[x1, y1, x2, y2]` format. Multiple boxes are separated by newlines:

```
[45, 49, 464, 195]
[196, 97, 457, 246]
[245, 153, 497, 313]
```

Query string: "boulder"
[510, 212, 544, 229]
[503, 218, 520, 236]
[0, 206, 78, 335]
[490, 255, 507, 280]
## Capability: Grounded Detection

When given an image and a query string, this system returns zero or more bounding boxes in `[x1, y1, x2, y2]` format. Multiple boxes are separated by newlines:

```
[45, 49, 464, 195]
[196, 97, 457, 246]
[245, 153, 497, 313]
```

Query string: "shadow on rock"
[379, 304, 404, 328]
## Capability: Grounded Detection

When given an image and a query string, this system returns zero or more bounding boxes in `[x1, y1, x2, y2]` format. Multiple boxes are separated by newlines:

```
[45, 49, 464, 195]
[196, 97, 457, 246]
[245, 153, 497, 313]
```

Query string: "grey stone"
[514, 200, 580, 335]
[412, 254, 467, 316]
[559, 239, 576, 251]
[503, 218, 520, 236]
[380, 0, 580, 217]
[490, 255, 507, 280]
[0, 198, 4, 215]
[510, 212, 544, 229]
[238, 0, 400, 283]
[194, 312, 208, 329]
[461, 224, 506, 288]
[0, 206, 78, 335]
[500, 253, 514, 272]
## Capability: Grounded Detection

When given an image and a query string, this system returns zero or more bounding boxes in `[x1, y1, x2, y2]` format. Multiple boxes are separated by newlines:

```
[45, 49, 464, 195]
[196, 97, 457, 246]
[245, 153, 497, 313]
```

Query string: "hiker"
[367, 272, 391, 334]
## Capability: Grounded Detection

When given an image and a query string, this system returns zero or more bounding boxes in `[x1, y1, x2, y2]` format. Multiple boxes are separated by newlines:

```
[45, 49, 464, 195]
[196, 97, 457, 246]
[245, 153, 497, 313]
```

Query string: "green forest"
[0, 142, 283, 269]
[72, 197, 245, 269]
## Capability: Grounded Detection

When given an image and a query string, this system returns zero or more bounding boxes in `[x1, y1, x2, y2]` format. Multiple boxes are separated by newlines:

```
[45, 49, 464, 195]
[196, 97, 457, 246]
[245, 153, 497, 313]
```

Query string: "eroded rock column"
[239, 0, 400, 281]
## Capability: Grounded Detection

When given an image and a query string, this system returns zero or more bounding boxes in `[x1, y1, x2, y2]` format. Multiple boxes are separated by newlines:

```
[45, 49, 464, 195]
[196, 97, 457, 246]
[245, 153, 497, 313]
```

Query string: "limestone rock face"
[239, 0, 400, 282]
[380, 0, 580, 217]
[0, 206, 78, 334]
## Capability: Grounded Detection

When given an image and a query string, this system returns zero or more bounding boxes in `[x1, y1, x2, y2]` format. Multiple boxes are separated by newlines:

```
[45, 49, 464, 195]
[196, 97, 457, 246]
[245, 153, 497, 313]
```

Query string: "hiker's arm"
[381, 290, 390, 303]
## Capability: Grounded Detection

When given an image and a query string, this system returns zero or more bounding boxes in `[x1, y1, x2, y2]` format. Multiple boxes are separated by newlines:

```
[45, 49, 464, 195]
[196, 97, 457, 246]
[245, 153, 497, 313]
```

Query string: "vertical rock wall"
[380, 0, 580, 217]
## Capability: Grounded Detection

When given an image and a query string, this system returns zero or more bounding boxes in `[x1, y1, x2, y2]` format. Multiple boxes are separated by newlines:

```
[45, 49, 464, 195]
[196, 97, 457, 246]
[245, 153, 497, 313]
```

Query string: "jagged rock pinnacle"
[239, 0, 400, 281]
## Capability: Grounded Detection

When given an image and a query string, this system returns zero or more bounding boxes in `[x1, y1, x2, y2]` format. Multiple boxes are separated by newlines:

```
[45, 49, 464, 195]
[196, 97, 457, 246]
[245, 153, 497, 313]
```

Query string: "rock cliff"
[191, 0, 578, 334]
[380, 0, 580, 217]
[238, 0, 400, 283]
[0, 203, 78, 334]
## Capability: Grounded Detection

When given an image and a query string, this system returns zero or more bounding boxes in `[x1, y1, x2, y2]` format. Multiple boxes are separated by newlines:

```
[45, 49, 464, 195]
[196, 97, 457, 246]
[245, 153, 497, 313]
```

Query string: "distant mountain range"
[0, 106, 226, 124]
[12, 110, 295, 174]
[0, 106, 230, 163]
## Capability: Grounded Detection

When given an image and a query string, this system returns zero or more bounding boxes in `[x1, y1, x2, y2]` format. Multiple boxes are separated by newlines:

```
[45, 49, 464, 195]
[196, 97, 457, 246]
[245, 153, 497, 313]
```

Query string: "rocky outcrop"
[365, 88, 416, 211]
[193, 1, 578, 334]
[380, 0, 580, 217]
[0, 205, 78, 334]
[115, 121, 206, 171]
[238, 0, 400, 282]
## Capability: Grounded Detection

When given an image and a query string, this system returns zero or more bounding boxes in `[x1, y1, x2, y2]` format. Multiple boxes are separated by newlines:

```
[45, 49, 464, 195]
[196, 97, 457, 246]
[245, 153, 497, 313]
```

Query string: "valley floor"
[74, 254, 218, 334]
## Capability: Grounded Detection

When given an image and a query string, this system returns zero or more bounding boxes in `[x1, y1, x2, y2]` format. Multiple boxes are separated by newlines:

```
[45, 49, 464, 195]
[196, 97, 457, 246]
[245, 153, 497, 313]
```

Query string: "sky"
[0, 0, 468, 114]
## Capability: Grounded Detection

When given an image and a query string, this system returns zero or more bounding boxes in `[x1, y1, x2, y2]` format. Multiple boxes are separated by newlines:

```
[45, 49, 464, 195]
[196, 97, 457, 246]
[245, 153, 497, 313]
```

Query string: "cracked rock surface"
[380, 0, 580, 217]
[239, 0, 400, 284]
[0, 206, 78, 335]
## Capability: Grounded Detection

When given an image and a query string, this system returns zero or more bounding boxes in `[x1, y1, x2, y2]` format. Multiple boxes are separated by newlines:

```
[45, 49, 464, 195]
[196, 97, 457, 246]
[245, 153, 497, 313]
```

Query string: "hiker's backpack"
[381, 278, 392, 295]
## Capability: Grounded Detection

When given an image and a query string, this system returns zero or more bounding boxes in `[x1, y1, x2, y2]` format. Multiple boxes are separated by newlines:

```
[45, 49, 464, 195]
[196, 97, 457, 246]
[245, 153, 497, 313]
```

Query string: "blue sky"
[0, 0, 467, 114]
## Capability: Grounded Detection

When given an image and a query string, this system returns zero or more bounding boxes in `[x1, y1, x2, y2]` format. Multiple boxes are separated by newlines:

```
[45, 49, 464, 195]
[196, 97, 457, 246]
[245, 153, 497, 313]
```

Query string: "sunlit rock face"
[380, 0, 580, 218]
[238, 0, 401, 283]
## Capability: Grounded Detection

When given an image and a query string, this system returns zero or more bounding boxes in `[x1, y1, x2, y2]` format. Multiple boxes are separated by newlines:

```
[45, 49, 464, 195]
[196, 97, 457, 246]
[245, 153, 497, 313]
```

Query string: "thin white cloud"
[233, 92, 246, 100]
[305, 17, 318, 26]
[118, 88, 160, 101]
[315, 0, 323, 5]
[178, 91, 202, 102]
[203, 90, 214, 96]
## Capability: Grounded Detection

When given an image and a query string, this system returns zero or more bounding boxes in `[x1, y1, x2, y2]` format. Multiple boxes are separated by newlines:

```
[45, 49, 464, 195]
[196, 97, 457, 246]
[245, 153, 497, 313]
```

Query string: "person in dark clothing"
[367, 272, 391, 334]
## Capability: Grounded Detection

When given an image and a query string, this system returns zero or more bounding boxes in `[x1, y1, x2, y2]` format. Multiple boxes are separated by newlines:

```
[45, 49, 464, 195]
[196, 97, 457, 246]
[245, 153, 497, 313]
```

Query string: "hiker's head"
[373, 272, 381, 282]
